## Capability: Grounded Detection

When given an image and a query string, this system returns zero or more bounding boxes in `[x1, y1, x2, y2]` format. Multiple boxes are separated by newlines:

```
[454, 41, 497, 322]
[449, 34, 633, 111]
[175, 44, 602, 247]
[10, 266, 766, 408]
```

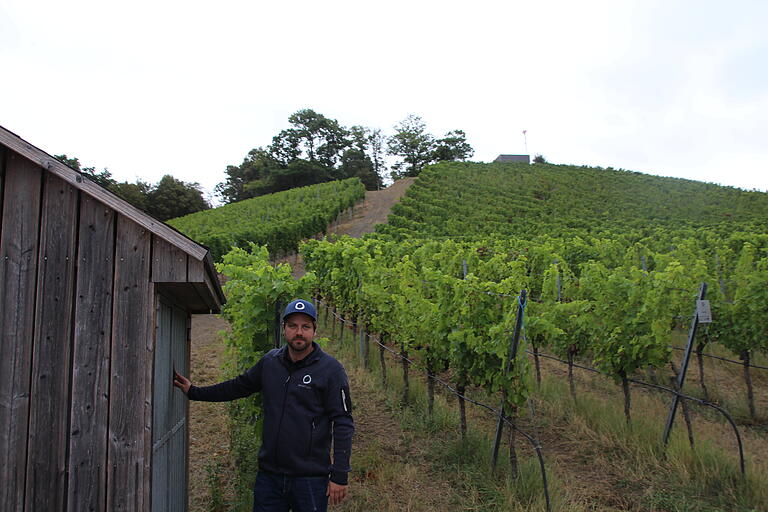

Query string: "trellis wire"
[670, 346, 768, 371]
[526, 349, 746, 476]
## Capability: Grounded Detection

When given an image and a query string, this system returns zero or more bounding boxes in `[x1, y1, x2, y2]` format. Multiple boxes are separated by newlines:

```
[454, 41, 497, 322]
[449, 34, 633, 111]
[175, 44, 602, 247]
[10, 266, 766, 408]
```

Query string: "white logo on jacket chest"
[302, 374, 312, 385]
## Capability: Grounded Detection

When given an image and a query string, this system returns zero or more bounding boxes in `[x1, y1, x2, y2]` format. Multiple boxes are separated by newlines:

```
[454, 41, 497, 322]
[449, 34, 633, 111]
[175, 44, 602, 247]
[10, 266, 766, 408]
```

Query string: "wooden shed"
[0, 125, 225, 511]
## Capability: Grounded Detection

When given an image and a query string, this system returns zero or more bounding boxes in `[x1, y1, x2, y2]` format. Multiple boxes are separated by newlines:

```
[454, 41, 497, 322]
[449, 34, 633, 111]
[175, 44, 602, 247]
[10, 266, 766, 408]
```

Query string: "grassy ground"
[319, 307, 768, 512]
[188, 307, 767, 511]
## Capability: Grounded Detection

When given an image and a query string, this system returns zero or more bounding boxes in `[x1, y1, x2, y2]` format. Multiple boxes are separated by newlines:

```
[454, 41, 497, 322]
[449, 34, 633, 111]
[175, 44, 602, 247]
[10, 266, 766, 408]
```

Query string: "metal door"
[152, 299, 189, 511]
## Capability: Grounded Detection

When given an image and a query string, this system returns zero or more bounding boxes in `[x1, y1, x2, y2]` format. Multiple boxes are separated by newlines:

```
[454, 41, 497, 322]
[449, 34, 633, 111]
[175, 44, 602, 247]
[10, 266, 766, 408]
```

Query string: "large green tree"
[215, 148, 282, 203]
[216, 109, 472, 200]
[146, 175, 210, 221]
[340, 148, 381, 191]
[269, 109, 350, 169]
[387, 115, 436, 179]
[433, 130, 474, 162]
[367, 128, 387, 189]
[113, 180, 152, 212]
[345, 126, 385, 190]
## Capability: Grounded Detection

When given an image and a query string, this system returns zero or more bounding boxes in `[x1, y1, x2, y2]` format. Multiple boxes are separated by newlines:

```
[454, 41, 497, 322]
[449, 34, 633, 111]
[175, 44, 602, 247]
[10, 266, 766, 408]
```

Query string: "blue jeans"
[253, 471, 329, 512]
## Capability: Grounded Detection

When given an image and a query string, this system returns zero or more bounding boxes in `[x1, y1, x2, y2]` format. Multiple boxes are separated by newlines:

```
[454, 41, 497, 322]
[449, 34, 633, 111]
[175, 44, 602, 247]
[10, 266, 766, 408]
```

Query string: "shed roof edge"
[0, 124, 208, 261]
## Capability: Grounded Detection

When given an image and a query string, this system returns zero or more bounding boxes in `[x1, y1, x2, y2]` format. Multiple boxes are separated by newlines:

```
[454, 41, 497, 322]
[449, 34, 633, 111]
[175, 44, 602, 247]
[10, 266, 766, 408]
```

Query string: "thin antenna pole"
[523, 130, 528, 155]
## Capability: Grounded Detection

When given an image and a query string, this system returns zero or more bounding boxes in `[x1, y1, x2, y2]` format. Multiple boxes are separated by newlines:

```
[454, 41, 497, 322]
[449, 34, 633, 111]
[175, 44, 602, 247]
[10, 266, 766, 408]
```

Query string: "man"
[173, 299, 354, 511]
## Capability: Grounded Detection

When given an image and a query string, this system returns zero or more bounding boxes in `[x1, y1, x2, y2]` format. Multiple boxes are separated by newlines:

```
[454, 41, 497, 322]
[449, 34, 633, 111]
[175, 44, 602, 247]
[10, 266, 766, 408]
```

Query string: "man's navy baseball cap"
[282, 299, 317, 321]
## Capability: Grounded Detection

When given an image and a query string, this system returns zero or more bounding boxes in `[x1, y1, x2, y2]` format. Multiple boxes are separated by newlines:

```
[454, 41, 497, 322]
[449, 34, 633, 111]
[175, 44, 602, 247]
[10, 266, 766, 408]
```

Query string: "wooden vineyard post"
[379, 334, 388, 389]
[491, 289, 527, 471]
[352, 316, 358, 355]
[359, 324, 369, 369]
[663, 283, 708, 445]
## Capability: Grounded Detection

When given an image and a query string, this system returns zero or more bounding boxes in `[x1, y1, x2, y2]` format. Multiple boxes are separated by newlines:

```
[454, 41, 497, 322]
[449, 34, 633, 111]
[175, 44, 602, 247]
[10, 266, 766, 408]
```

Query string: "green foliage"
[169, 178, 365, 261]
[217, 242, 315, 372]
[340, 148, 381, 191]
[215, 148, 282, 204]
[216, 110, 388, 203]
[215, 243, 315, 507]
[302, 160, 768, 413]
[271, 109, 350, 168]
[387, 115, 436, 179]
[111, 180, 151, 212]
[433, 130, 474, 162]
[146, 174, 210, 221]
[55, 153, 117, 188]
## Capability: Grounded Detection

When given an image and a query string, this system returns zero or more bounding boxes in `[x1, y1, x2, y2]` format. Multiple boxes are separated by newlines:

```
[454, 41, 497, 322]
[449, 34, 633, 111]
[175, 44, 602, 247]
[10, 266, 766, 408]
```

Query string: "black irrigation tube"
[528, 349, 746, 476]
[320, 300, 552, 511]
[670, 346, 768, 371]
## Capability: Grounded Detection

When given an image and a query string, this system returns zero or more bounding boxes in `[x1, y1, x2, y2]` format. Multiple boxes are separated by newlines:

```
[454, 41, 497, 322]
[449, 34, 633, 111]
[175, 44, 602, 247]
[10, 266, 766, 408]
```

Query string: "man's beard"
[288, 336, 309, 351]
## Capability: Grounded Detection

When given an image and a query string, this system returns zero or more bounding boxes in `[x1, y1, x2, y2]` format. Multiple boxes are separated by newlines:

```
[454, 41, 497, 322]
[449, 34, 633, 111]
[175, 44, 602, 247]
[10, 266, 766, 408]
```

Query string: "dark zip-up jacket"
[188, 342, 354, 484]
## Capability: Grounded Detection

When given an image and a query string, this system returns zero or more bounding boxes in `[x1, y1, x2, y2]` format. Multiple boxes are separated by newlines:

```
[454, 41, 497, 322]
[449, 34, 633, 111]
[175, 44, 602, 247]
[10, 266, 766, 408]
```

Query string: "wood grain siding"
[0, 154, 42, 512]
[153, 236, 187, 282]
[68, 197, 116, 511]
[187, 257, 205, 283]
[107, 215, 152, 512]
[25, 174, 79, 510]
[0, 146, 5, 220]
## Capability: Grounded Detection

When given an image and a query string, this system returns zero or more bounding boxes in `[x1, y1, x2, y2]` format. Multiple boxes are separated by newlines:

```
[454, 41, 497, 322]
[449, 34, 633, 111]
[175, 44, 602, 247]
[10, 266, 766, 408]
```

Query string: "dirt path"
[187, 179, 414, 511]
[330, 178, 414, 239]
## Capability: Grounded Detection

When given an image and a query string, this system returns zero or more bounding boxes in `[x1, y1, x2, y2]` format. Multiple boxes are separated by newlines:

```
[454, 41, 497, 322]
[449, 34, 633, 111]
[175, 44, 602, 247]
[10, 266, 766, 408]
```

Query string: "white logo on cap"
[303, 374, 312, 384]
[295, 302, 305, 310]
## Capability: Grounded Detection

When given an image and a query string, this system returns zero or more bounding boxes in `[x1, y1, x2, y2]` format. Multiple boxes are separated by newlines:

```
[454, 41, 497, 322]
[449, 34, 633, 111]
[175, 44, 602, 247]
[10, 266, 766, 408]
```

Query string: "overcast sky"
[2, 0, 766, 202]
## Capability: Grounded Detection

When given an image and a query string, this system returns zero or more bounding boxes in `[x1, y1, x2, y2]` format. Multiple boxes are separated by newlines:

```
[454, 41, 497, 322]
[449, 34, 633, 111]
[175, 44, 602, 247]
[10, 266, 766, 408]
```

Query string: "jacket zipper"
[307, 419, 315, 456]
[275, 373, 292, 471]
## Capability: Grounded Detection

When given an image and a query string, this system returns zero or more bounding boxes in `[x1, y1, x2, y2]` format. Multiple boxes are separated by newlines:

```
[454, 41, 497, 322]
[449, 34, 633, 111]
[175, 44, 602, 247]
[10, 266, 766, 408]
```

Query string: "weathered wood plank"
[142, 284, 156, 511]
[152, 236, 187, 282]
[187, 257, 205, 283]
[0, 153, 42, 512]
[107, 215, 152, 512]
[0, 125, 208, 261]
[0, 146, 5, 216]
[25, 173, 78, 511]
[68, 196, 115, 512]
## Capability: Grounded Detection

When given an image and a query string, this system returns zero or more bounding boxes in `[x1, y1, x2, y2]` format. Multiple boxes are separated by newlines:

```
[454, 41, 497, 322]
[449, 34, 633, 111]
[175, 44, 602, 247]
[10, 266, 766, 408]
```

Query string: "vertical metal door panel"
[153, 298, 189, 511]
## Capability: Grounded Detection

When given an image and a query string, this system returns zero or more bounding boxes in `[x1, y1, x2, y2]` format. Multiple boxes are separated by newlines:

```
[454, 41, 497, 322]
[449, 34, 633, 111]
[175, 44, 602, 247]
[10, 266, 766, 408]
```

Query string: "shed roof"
[0, 124, 225, 310]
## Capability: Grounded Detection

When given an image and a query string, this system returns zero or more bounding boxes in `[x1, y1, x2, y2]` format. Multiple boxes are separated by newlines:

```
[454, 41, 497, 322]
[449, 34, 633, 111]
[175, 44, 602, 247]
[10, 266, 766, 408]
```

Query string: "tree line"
[54, 155, 210, 221]
[55, 108, 475, 216]
[215, 110, 474, 204]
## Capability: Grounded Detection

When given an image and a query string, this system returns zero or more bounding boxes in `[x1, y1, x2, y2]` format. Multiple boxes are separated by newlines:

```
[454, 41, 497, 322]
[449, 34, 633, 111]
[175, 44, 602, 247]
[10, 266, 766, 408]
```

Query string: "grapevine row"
[168, 178, 365, 260]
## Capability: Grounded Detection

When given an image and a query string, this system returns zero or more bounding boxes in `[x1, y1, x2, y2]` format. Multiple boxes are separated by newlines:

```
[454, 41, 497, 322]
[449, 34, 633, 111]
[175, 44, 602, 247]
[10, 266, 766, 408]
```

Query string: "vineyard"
[167, 177, 365, 261]
[303, 162, 768, 421]
[209, 162, 768, 510]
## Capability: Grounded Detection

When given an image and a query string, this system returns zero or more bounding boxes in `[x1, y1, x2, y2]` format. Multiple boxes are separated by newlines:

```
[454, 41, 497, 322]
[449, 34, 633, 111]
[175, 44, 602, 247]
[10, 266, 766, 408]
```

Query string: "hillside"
[300, 161, 768, 511]
[378, 162, 768, 244]
[189, 162, 767, 511]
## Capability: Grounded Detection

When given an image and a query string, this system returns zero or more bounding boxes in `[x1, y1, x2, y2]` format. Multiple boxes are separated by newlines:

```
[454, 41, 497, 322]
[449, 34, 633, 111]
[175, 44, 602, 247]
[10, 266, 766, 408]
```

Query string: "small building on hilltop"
[494, 154, 530, 164]
[0, 125, 225, 511]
